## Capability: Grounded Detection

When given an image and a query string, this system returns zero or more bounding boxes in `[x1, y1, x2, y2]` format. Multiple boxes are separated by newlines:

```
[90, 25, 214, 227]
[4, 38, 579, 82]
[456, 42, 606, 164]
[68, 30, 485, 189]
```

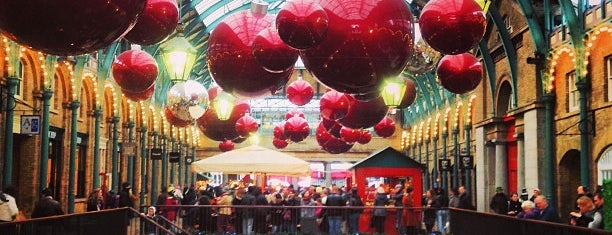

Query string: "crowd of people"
[489, 185, 605, 230]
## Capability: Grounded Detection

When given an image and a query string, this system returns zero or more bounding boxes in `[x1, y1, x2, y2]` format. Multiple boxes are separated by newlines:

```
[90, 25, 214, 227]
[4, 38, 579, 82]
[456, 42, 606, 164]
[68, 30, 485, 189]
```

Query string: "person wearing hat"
[160, 186, 179, 222]
[490, 186, 509, 215]
[118, 182, 134, 209]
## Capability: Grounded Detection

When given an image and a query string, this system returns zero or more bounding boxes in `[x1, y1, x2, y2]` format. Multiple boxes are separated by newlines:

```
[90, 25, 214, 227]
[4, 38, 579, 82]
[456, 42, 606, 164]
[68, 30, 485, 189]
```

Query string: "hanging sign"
[21, 115, 41, 135]
[123, 143, 136, 156]
[150, 148, 162, 160]
[169, 152, 180, 163]
[460, 155, 474, 169]
[439, 159, 451, 171]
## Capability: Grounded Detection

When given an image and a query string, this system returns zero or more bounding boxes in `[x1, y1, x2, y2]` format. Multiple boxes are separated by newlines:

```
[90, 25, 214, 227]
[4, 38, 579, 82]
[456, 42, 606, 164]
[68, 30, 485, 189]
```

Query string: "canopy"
[191, 145, 311, 177]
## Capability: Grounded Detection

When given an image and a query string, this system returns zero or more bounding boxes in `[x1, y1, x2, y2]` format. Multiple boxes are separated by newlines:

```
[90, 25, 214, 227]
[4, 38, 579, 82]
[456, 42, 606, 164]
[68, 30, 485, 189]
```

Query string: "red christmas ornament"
[0, 0, 146, 56]
[197, 101, 251, 141]
[374, 117, 396, 138]
[276, 0, 329, 49]
[273, 122, 288, 140]
[122, 85, 155, 102]
[112, 49, 158, 93]
[124, 0, 179, 45]
[419, 0, 486, 55]
[436, 53, 483, 94]
[286, 80, 315, 106]
[321, 117, 342, 138]
[219, 140, 235, 152]
[235, 115, 259, 137]
[300, 0, 414, 97]
[340, 126, 360, 144]
[357, 130, 372, 144]
[285, 109, 305, 120]
[321, 136, 353, 154]
[319, 90, 350, 121]
[273, 138, 289, 149]
[252, 26, 299, 73]
[337, 95, 388, 129]
[207, 9, 293, 99]
[164, 107, 193, 127]
[284, 116, 310, 143]
[397, 77, 417, 109]
[315, 122, 334, 145]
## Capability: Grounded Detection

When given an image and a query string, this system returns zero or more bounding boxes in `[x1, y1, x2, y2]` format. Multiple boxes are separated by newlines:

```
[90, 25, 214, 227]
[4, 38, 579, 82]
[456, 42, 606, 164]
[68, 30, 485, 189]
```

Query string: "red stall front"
[349, 147, 425, 235]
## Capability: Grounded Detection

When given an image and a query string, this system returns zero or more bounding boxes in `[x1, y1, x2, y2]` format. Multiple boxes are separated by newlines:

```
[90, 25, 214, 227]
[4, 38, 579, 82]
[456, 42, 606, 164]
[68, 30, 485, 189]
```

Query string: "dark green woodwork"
[465, 124, 472, 194]
[2, 77, 18, 188]
[432, 136, 439, 190]
[139, 126, 147, 207]
[452, 129, 459, 189]
[151, 131, 159, 205]
[40, 89, 53, 192]
[442, 131, 449, 192]
[68, 101, 80, 213]
[184, 144, 190, 187]
[170, 138, 176, 185]
[127, 121, 135, 189]
[93, 109, 102, 189]
[111, 117, 120, 192]
[161, 135, 168, 189]
[178, 141, 183, 187]
[424, 139, 430, 189]
[543, 94, 556, 205]
[350, 147, 425, 169]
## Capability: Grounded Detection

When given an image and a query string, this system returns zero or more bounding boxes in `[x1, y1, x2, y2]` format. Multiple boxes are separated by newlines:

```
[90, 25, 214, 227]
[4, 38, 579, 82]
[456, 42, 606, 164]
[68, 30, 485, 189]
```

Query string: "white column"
[524, 109, 543, 191]
[517, 133, 525, 193]
[495, 141, 508, 192]
[475, 127, 488, 211]
[325, 162, 332, 187]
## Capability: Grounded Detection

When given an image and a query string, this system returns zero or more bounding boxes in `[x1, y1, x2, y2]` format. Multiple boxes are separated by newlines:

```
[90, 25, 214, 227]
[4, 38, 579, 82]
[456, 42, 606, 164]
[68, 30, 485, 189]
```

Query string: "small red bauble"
[300, 0, 414, 97]
[112, 49, 158, 93]
[284, 116, 310, 143]
[219, 140, 235, 152]
[122, 85, 155, 102]
[337, 95, 388, 129]
[276, 0, 329, 49]
[164, 107, 193, 128]
[319, 90, 350, 121]
[340, 126, 360, 144]
[273, 138, 289, 149]
[436, 53, 483, 94]
[374, 117, 396, 138]
[235, 115, 259, 137]
[207, 10, 293, 99]
[419, 0, 486, 55]
[0, 0, 146, 56]
[397, 77, 417, 109]
[124, 0, 179, 45]
[357, 130, 372, 145]
[286, 80, 315, 106]
[197, 101, 251, 142]
[315, 122, 333, 146]
[273, 122, 288, 140]
[285, 109, 305, 120]
[252, 26, 299, 73]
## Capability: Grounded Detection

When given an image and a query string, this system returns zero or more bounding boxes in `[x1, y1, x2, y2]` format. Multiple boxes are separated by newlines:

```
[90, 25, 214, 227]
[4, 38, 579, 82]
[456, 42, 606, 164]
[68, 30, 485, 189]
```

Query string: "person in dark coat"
[240, 186, 257, 234]
[32, 188, 64, 218]
[489, 187, 508, 215]
[325, 186, 346, 235]
[232, 187, 245, 234]
[534, 195, 561, 223]
[457, 186, 474, 210]
[118, 182, 134, 209]
[253, 186, 270, 234]
[372, 187, 390, 235]
[86, 188, 103, 212]
[507, 192, 522, 216]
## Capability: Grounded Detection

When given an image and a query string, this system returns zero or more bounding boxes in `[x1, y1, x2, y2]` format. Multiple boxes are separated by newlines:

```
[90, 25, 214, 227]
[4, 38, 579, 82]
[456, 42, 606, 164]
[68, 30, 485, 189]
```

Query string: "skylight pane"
[195, 0, 221, 14]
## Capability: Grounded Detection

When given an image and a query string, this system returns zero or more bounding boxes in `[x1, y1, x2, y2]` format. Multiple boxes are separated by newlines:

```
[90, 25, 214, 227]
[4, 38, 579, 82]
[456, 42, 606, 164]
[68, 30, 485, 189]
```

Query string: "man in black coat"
[32, 188, 64, 218]
[489, 187, 508, 215]
[458, 186, 475, 210]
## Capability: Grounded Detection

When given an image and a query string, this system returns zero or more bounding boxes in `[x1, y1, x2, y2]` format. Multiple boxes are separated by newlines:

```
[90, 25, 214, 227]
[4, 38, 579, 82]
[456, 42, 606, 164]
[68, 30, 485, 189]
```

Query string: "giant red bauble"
[315, 122, 334, 146]
[122, 85, 155, 102]
[276, 0, 329, 49]
[273, 122, 288, 140]
[285, 109, 305, 120]
[235, 115, 259, 137]
[252, 26, 299, 73]
[219, 140, 235, 152]
[320, 136, 353, 154]
[340, 126, 361, 144]
[319, 90, 349, 121]
[374, 116, 396, 138]
[0, 0, 146, 56]
[337, 95, 388, 129]
[397, 77, 417, 109]
[436, 53, 483, 94]
[272, 138, 289, 149]
[125, 0, 179, 45]
[284, 116, 310, 143]
[112, 49, 158, 93]
[164, 107, 193, 128]
[419, 0, 486, 55]
[357, 129, 372, 144]
[196, 101, 251, 141]
[207, 10, 293, 99]
[321, 117, 342, 138]
[286, 80, 315, 106]
[207, 86, 223, 101]
[300, 0, 414, 97]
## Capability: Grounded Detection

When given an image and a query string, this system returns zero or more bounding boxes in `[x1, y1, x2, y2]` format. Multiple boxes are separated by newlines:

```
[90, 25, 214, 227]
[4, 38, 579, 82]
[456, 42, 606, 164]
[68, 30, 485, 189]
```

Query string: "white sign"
[21, 115, 41, 135]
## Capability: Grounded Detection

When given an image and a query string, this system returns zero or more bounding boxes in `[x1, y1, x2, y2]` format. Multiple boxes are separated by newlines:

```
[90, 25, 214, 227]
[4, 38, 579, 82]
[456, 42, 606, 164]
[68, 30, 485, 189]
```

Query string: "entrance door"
[48, 127, 64, 200]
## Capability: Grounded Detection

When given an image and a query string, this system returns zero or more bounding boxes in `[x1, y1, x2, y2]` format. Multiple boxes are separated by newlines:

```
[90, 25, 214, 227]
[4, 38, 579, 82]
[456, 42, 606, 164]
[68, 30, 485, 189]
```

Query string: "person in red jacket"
[160, 186, 179, 222]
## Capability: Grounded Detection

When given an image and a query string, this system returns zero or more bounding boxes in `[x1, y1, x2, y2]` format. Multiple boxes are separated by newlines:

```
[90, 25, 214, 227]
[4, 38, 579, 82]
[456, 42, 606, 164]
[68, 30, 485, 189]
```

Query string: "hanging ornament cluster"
[271, 110, 310, 149]
[207, 3, 297, 99]
[0, 0, 146, 56]
[124, 0, 180, 45]
[292, 0, 415, 99]
[374, 117, 396, 138]
[235, 115, 259, 137]
[197, 100, 251, 143]
[164, 80, 209, 127]
[111, 49, 158, 102]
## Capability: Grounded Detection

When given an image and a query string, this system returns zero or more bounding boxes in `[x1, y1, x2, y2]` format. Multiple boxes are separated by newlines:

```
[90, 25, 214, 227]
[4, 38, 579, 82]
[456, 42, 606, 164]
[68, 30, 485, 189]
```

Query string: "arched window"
[597, 146, 612, 185]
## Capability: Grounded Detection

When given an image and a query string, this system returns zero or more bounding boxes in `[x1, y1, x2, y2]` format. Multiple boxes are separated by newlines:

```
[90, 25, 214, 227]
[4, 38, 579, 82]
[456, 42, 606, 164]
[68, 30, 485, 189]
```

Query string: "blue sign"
[21, 115, 41, 135]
